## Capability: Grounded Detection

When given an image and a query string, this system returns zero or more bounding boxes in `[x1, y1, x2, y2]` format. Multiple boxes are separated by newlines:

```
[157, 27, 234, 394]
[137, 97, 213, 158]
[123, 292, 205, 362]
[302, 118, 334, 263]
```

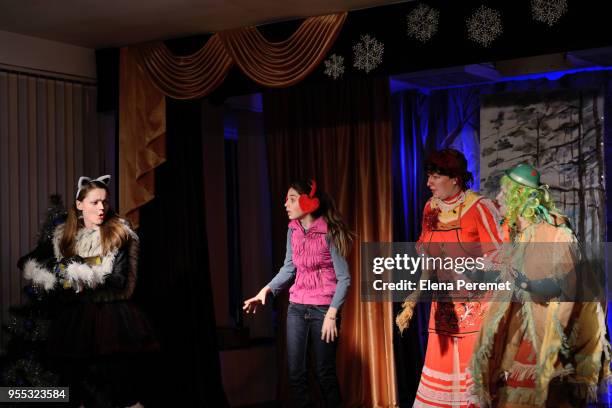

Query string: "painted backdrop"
[480, 89, 606, 244]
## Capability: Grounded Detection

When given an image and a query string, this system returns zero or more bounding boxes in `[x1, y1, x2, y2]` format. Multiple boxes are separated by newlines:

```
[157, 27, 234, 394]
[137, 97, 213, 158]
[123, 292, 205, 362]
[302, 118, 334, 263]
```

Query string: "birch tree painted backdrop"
[480, 89, 605, 243]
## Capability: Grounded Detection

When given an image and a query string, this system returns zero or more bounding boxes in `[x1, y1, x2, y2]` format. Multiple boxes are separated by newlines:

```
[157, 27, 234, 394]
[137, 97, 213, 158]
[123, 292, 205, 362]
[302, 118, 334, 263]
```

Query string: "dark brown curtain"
[264, 76, 398, 407]
[136, 98, 228, 407]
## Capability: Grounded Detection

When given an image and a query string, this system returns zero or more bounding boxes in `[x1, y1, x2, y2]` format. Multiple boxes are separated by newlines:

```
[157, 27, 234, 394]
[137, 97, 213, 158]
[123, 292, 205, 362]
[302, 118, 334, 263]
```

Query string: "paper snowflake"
[353, 34, 384, 73]
[324, 54, 345, 80]
[531, 0, 567, 26]
[467, 5, 503, 47]
[406, 4, 440, 43]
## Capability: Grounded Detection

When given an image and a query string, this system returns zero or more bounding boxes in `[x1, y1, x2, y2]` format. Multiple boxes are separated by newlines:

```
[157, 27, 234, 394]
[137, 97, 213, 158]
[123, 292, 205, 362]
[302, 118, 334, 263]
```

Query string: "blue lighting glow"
[497, 65, 612, 83]
[391, 66, 612, 94]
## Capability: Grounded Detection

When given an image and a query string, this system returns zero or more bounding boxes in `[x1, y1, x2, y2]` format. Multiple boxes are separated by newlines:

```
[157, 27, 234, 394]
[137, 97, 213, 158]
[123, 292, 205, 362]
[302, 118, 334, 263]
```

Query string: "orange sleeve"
[474, 199, 503, 245]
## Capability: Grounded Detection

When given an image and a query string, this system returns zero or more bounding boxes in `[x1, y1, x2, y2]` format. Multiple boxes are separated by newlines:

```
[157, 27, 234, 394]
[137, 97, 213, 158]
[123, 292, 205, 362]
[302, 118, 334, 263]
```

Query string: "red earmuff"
[298, 180, 320, 213]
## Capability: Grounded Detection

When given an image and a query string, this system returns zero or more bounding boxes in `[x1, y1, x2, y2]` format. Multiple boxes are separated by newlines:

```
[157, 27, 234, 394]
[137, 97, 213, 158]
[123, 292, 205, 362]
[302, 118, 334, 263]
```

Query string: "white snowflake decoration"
[323, 54, 345, 80]
[466, 5, 503, 47]
[353, 34, 384, 73]
[406, 4, 440, 43]
[531, 0, 567, 26]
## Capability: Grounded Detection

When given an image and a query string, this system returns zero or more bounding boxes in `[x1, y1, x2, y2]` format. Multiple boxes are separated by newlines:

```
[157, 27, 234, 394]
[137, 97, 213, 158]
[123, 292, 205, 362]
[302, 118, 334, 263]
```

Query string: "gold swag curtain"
[119, 12, 346, 225]
[133, 35, 232, 101]
[219, 13, 346, 88]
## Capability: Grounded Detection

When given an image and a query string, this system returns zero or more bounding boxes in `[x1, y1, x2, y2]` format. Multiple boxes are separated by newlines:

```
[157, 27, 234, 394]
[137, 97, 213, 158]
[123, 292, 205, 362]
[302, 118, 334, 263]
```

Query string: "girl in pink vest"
[244, 180, 352, 408]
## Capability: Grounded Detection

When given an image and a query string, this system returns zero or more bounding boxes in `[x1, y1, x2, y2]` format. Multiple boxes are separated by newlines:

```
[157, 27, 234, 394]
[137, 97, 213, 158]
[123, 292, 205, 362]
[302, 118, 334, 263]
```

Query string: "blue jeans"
[286, 302, 342, 408]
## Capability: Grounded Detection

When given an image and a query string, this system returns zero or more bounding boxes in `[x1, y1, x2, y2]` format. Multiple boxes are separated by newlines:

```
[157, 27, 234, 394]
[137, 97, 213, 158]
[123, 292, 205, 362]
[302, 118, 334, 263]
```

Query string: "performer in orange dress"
[396, 148, 502, 408]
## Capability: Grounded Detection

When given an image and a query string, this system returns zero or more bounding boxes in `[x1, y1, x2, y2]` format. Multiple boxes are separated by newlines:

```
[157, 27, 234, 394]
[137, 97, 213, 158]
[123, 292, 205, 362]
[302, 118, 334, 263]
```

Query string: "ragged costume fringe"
[468, 287, 611, 407]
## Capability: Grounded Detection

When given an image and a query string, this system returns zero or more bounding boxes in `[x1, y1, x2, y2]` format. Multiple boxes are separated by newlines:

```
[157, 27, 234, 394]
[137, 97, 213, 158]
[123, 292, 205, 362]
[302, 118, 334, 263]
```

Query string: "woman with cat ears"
[243, 179, 352, 408]
[18, 175, 158, 408]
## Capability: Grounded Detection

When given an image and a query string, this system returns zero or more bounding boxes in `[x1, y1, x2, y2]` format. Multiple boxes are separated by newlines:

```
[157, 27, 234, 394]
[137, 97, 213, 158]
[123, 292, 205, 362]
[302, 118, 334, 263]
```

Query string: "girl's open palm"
[243, 287, 270, 314]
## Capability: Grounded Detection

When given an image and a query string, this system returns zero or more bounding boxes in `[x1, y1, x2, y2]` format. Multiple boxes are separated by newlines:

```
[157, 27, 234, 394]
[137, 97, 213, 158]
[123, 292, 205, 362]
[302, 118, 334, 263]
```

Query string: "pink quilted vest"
[288, 217, 337, 305]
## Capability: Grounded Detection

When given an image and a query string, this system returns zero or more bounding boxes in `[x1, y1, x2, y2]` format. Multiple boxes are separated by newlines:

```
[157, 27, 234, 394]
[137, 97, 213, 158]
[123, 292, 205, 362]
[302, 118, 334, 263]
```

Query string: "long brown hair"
[59, 181, 129, 257]
[290, 180, 354, 258]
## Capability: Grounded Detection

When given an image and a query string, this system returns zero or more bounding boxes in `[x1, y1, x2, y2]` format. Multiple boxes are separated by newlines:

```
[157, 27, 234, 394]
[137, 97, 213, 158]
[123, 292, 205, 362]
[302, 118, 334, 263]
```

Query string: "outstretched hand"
[243, 286, 271, 314]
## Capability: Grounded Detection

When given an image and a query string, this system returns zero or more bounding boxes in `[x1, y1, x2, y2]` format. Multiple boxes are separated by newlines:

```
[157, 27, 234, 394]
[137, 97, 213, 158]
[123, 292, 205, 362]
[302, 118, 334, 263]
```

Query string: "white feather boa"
[23, 219, 136, 292]
[23, 259, 57, 291]
[61, 252, 117, 292]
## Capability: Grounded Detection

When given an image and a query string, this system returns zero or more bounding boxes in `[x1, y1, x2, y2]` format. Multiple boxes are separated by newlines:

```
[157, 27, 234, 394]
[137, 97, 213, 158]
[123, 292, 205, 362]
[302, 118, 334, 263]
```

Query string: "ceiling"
[390, 49, 612, 91]
[0, 0, 401, 49]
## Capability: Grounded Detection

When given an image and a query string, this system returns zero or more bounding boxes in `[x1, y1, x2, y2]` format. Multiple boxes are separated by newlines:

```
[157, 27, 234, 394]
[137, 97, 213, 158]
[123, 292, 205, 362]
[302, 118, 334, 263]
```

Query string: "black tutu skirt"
[47, 299, 159, 358]
[46, 297, 160, 407]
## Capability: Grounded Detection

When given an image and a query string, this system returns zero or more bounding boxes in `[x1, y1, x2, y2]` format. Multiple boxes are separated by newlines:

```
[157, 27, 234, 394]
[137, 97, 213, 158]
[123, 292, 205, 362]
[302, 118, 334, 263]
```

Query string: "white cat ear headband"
[76, 175, 111, 199]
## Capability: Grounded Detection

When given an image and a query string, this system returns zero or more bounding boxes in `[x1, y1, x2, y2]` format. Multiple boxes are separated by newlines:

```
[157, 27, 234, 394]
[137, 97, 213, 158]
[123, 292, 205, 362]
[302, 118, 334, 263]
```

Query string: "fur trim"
[508, 362, 537, 381]
[517, 293, 539, 349]
[119, 217, 139, 242]
[52, 223, 66, 261]
[51, 221, 119, 289]
[61, 250, 117, 291]
[63, 262, 96, 292]
[23, 259, 56, 291]
[51, 219, 138, 259]
[468, 301, 512, 407]
[91, 250, 117, 284]
[498, 387, 536, 405]
[47, 219, 134, 292]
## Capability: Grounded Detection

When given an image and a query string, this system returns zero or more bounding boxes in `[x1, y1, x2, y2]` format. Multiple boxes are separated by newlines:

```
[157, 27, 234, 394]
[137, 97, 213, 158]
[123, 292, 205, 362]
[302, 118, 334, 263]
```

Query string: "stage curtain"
[264, 76, 397, 407]
[136, 98, 229, 407]
[118, 47, 166, 227]
[132, 12, 345, 100]
[390, 91, 436, 406]
[119, 12, 345, 226]
[133, 35, 232, 100]
[219, 13, 345, 87]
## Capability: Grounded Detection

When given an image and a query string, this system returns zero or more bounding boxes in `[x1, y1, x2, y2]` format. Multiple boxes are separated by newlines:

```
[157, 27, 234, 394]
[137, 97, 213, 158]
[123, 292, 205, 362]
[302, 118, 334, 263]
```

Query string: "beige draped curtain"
[119, 12, 346, 225]
[133, 35, 232, 101]
[119, 48, 166, 227]
[219, 13, 346, 88]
